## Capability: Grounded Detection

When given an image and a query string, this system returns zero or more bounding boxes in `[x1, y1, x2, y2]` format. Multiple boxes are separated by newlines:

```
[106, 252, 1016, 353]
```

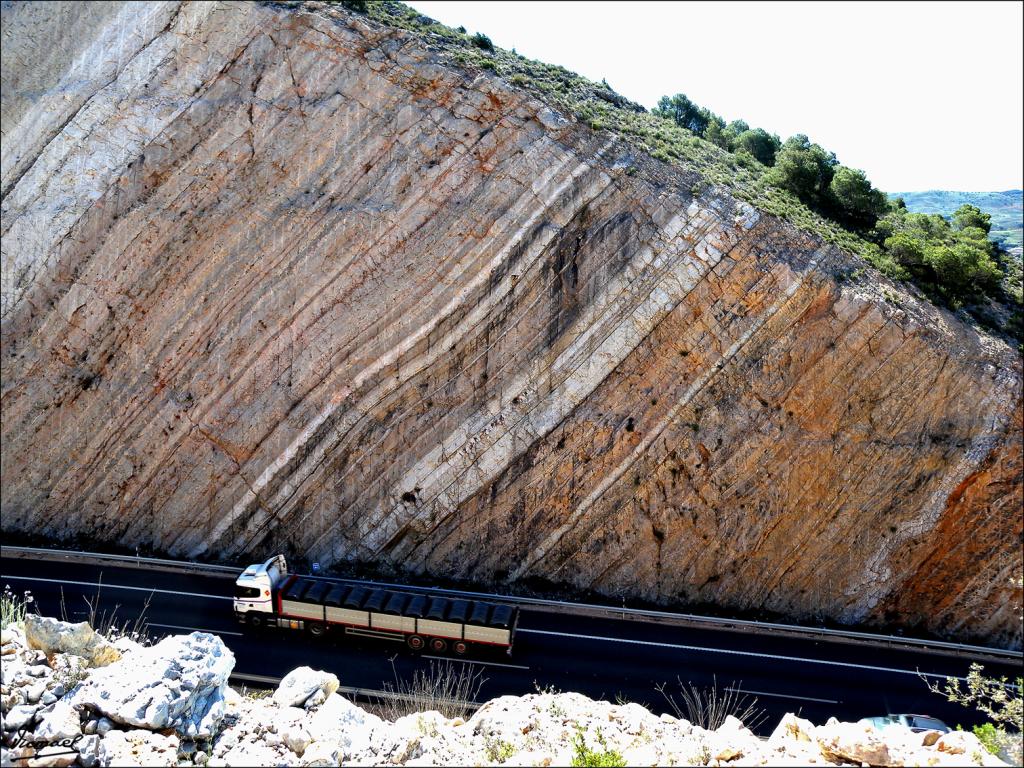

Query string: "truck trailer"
[233, 555, 519, 655]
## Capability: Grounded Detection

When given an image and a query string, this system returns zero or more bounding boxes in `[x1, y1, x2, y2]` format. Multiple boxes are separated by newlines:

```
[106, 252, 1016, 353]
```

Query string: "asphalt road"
[2, 556, 1018, 735]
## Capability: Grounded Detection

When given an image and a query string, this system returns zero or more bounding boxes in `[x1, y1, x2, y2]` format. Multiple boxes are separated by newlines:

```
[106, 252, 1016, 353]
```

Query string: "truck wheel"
[453, 641, 467, 655]
[407, 635, 424, 651]
[309, 623, 327, 638]
[430, 638, 447, 653]
[248, 613, 264, 628]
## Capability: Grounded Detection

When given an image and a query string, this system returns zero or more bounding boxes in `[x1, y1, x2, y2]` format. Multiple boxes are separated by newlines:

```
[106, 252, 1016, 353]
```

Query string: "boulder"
[273, 667, 340, 710]
[307, 693, 381, 761]
[935, 730, 987, 756]
[24, 616, 119, 668]
[768, 712, 816, 745]
[76, 734, 102, 768]
[0, 747, 35, 767]
[32, 701, 81, 742]
[300, 741, 339, 767]
[714, 745, 744, 762]
[72, 632, 234, 739]
[113, 637, 144, 656]
[25, 744, 77, 768]
[24, 682, 46, 705]
[3, 704, 39, 731]
[816, 720, 895, 767]
[282, 723, 312, 756]
[921, 729, 943, 747]
[716, 714, 754, 740]
[221, 741, 287, 766]
[223, 687, 242, 713]
[1, 627, 24, 647]
[97, 730, 180, 767]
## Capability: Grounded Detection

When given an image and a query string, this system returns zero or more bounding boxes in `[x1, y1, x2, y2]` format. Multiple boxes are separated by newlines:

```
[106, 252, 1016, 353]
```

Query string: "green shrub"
[768, 134, 837, 209]
[971, 723, 1002, 755]
[337, 0, 368, 13]
[732, 128, 781, 166]
[571, 729, 626, 768]
[471, 32, 494, 52]
[484, 737, 516, 763]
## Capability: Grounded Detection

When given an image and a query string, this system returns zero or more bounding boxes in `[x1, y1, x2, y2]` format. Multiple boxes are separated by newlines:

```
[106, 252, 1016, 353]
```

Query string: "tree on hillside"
[731, 128, 782, 167]
[828, 166, 889, 230]
[904, 211, 951, 242]
[703, 116, 730, 149]
[879, 206, 1004, 305]
[883, 232, 923, 275]
[725, 119, 749, 137]
[924, 241, 1002, 301]
[952, 204, 992, 234]
[769, 134, 838, 207]
[654, 93, 711, 136]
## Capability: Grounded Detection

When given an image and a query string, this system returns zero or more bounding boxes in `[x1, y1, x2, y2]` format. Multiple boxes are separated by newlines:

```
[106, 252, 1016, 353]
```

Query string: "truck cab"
[233, 555, 287, 626]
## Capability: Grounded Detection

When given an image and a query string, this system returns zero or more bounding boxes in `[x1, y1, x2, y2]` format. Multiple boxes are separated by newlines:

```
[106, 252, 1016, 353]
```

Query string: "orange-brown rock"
[1, 1, 1021, 647]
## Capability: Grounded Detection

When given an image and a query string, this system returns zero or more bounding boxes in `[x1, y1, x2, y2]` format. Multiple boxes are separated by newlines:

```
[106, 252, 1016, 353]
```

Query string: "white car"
[858, 714, 951, 734]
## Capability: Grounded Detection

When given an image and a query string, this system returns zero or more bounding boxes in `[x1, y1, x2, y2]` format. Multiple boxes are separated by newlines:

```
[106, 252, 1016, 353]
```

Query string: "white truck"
[233, 555, 520, 655]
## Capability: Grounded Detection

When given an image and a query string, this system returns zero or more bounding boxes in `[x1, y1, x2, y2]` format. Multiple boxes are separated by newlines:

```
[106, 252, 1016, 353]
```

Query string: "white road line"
[0, 573, 972, 684]
[422, 654, 530, 670]
[149, 622, 243, 637]
[725, 687, 839, 704]
[0, 574, 231, 601]
[518, 629, 966, 681]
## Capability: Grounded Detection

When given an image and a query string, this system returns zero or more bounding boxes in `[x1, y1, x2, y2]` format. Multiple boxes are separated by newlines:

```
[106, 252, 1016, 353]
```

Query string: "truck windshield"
[235, 585, 262, 599]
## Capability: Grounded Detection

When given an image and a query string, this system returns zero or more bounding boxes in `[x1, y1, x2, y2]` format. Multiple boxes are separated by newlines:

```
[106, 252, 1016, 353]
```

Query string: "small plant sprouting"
[656, 675, 767, 732]
[377, 657, 486, 722]
[571, 726, 627, 768]
[1, 584, 33, 629]
[484, 734, 516, 763]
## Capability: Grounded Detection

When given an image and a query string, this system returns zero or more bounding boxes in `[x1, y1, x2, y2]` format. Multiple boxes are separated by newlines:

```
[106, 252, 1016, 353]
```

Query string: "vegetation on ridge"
[329, 1, 1021, 342]
[895, 190, 1023, 251]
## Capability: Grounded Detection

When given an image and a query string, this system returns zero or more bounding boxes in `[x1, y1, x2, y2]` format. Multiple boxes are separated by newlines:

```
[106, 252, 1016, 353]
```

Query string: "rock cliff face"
[1, 1, 1021, 647]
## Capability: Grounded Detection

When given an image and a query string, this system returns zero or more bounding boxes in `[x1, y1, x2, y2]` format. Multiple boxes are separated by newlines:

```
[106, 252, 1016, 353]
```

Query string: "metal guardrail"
[3, 545, 1020, 663]
[1, 545, 239, 576]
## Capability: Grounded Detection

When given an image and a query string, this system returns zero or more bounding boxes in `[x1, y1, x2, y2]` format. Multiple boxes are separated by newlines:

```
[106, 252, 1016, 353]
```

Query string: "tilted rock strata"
[1, 1, 1021, 646]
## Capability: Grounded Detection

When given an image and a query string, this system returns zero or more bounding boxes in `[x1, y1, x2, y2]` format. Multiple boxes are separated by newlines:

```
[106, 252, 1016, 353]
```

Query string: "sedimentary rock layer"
[1, 1, 1021, 647]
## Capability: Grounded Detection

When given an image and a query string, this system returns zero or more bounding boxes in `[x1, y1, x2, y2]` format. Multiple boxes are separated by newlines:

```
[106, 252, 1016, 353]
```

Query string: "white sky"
[410, 1, 1023, 193]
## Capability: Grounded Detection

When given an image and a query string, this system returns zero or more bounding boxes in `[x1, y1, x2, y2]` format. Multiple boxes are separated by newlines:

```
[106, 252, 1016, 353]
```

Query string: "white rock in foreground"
[24, 615, 120, 668]
[272, 666, 340, 709]
[1, 619, 1014, 768]
[32, 701, 81, 743]
[71, 632, 233, 738]
[96, 729, 180, 767]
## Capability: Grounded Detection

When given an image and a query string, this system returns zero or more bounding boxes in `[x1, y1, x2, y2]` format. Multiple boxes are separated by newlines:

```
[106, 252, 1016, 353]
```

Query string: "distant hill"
[891, 190, 1023, 252]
